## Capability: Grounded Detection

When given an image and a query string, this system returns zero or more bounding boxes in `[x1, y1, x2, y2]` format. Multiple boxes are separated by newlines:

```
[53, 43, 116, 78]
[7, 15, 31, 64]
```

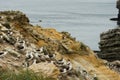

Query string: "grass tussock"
[0, 69, 56, 80]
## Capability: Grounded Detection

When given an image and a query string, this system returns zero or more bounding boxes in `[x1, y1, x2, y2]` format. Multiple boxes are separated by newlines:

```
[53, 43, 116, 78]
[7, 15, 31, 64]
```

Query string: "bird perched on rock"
[32, 59, 37, 64]
[66, 59, 72, 71]
[59, 61, 72, 73]
[40, 47, 44, 53]
[6, 30, 13, 36]
[56, 58, 67, 66]
[22, 61, 29, 67]
[1, 32, 10, 42]
[36, 47, 44, 54]
[58, 58, 64, 63]
[34, 51, 40, 58]
[60, 68, 67, 74]
[33, 51, 43, 63]
[15, 40, 26, 51]
[49, 53, 56, 60]
[81, 70, 88, 76]
[93, 74, 98, 80]
[0, 50, 8, 57]
[1, 31, 15, 45]
[25, 51, 34, 61]
[43, 52, 51, 62]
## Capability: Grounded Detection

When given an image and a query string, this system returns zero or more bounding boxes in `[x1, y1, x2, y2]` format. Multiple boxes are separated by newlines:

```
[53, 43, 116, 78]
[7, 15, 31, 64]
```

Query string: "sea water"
[0, 0, 117, 50]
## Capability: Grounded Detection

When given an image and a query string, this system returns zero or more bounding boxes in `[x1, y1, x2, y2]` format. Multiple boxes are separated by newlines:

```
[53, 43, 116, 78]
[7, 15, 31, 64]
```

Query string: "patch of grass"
[0, 69, 56, 80]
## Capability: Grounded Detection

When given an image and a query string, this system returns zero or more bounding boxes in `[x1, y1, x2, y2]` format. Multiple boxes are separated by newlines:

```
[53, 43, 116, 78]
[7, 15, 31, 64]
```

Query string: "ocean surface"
[0, 0, 117, 50]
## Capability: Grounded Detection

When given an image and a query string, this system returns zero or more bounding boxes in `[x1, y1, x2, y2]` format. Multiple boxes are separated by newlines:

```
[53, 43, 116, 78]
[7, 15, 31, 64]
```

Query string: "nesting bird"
[25, 51, 34, 61]
[32, 59, 37, 64]
[36, 47, 44, 54]
[0, 50, 8, 57]
[34, 50, 40, 58]
[0, 30, 15, 45]
[6, 30, 13, 36]
[56, 58, 67, 66]
[81, 70, 88, 76]
[49, 53, 56, 60]
[66, 59, 72, 71]
[93, 74, 98, 80]
[60, 68, 67, 74]
[22, 61, 29, 67]
[33, 50, 43, 63]
[60, 61, 72, 72]
[15, 39, 26, 51]
[34, 47, 47, 62]
[1, 32, 10, 41]
[55, 58, 73, 75]
[40, 47, 44, 53]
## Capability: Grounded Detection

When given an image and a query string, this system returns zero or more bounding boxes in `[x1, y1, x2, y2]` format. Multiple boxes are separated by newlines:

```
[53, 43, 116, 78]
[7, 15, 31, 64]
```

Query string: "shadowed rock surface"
[98, 28, 120, 61]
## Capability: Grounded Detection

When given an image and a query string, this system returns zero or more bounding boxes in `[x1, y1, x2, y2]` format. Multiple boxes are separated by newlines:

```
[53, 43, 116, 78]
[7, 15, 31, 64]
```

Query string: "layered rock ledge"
[98, 28, 120, 61]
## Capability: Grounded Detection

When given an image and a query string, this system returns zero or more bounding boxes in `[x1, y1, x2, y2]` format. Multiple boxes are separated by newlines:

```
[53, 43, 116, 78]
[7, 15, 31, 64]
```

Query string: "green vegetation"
[0, 69, 56, 80]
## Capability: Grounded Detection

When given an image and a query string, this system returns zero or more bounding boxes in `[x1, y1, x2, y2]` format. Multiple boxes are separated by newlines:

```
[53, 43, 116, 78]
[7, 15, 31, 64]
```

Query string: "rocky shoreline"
[0, 11, 120, 80]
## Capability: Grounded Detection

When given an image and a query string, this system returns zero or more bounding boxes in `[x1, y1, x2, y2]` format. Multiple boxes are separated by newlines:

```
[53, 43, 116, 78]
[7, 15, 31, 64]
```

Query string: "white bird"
[49, 54, 56, 59]
[2, 32, 10, 41]
[22, 61, 29, 67]
[57, 58, 67, 65]
[25, 51, 34, 61]
[43, 50, 49, 59]
[60, 68, 67, 74]
[44, 54, 50, 60]
[16, 40, 26, 50]
[66, 60, 72, 71]
[40, 47, 44, 53]
[36, 47, 44, 55]
[0, 50, 8, 57]
[32, 59, 37, 64]
[82, 70, 88, 76]
[34, 51, 39, 58]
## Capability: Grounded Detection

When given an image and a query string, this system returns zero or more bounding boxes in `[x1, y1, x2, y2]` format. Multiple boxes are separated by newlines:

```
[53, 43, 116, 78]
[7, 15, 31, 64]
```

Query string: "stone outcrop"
[0, 11, 29, 24]
[98, 28, 120, 61]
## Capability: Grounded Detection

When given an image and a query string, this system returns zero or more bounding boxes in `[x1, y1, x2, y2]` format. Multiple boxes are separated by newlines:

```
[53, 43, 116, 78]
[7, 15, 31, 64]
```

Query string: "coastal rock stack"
[98, 28, 120, 61]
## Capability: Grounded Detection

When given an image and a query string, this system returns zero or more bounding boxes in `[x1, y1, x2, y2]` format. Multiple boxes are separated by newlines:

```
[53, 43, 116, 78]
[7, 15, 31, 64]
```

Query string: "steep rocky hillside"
[0, 11, 119, 80]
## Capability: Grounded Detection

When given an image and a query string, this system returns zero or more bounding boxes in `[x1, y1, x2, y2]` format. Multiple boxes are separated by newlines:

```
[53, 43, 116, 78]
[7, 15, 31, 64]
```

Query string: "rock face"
[0, 11, 120, 80]
[98, 28, 120, 61]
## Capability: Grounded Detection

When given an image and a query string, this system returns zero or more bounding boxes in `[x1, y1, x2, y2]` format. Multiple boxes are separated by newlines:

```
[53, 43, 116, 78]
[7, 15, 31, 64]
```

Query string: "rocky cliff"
[0, 11, 120, 80]
[98, 28, 120, 61]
